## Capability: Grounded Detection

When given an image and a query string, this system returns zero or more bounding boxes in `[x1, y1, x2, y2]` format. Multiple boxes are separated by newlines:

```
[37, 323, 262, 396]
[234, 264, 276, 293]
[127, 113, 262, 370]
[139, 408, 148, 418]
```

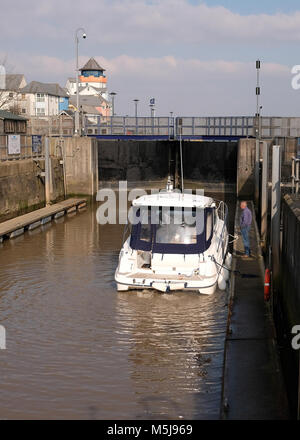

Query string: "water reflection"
[0, 193, 234, 419]
[116, 290, 227, 419]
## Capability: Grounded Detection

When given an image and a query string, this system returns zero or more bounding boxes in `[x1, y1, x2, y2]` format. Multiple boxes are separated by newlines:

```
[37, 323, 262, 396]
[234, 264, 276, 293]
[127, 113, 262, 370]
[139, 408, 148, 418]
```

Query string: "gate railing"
[84, 115, 174, 137]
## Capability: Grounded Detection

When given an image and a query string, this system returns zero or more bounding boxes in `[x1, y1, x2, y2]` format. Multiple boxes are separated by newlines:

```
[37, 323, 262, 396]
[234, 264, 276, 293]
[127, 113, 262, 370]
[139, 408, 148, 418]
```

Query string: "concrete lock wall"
[182, 141, 237, 184]
[97, 139, 237, 186]
[237, 138, 256, 199]
[97, 140, 170, 182]
[0, 158, 64, 222]
[280, 195, 300, 328]
[53, 137, 98, 196]
[237, 138, 298, 199]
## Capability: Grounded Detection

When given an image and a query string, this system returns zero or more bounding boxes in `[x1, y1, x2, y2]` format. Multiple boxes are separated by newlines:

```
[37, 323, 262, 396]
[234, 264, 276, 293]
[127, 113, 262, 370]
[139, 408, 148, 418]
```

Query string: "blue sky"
[189, 0, 300, 14]
[1, 0, 300, 116]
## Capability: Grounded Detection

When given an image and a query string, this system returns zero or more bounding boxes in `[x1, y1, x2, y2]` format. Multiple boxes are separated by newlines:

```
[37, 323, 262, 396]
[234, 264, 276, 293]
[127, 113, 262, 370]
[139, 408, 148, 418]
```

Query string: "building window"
[36, 108, 45, 116]
[9, 92, 13, 98]
[36, 93, 45, 102]
[21, 108, 26, 113]
[17, 121, 26, 133]
[4, 120, 15, 133]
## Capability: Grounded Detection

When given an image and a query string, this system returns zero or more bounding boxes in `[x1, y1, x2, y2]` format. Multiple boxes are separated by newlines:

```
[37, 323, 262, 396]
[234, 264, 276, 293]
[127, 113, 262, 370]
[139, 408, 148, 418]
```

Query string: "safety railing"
[84, 115, 174, 138]
[27, 115, 74, 137]
[176, 116, 254, 138]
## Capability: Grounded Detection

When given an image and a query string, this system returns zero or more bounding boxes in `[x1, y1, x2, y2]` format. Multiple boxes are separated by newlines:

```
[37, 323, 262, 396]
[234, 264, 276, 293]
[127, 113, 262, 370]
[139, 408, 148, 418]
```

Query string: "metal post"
[271, 145, 281, 277]
[134, 99, 139, 118]
[75, 33, 79, 135]
[255, 60, 261, 210]
[110, 92, 116, 116]
[292, 157, 295, 194]
[134, 99, 139, 135]
[296, 159, 300, 195]
[45, 136, 51, 206]
[261, 141, 269, 248]
[74, 28, 86, 136]
[179, 127, 184, 193]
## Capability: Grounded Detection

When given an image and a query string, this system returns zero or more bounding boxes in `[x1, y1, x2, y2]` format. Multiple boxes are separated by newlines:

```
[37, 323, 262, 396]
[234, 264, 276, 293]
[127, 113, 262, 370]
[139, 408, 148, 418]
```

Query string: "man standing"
[240, 201, 252, 257]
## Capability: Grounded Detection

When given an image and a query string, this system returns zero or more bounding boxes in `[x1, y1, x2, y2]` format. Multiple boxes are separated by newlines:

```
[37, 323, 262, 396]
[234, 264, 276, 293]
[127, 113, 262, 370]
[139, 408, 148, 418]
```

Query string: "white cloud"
[1, 0, 300, 45]
[4, 51, 295, 116]
[1, 0, 299, 115]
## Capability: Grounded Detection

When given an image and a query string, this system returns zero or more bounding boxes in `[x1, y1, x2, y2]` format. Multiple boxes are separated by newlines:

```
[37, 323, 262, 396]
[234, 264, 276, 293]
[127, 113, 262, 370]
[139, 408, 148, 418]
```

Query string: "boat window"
[206, 210, 213, 241]
[139, 208, 151, 242]
[140, 223, 151, 242]
[156, 208, 197, 245]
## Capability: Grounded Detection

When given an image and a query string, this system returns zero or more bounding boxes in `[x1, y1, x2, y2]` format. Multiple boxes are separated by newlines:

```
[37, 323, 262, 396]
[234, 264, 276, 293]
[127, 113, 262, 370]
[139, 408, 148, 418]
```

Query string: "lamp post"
[170, 111, 174, 126]
[110, 92, 117, 116]
[133, 99, 139, 118]
[150, 104, 155, 117]
[74, 27, 87, 136]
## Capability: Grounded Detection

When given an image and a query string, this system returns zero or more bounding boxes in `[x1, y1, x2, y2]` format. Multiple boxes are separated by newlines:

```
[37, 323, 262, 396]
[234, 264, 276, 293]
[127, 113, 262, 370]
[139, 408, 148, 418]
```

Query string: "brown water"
[0, 198, 233, 420]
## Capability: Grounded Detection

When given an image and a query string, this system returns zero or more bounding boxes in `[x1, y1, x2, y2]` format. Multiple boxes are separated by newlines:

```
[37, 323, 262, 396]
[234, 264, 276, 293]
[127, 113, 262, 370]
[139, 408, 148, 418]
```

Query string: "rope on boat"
[228, 233, 239, 244]
[210, 256, 259, 279]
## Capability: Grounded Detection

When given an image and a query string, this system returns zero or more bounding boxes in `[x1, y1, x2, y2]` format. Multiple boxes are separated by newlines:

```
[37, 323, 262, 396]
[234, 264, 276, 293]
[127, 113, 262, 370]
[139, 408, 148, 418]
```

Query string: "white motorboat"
[115, 183, 231, 295]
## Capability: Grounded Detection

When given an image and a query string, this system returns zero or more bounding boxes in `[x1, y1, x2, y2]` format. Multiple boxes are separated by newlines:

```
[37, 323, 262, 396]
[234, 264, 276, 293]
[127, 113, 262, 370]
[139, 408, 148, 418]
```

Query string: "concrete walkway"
[0, 198, 87, 241]
[221, 201, 290, 420]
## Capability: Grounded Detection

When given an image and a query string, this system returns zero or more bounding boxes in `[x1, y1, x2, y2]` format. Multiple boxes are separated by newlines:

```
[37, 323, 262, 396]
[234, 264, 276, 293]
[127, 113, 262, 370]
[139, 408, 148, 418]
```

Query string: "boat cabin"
[129, 193, 217, 255]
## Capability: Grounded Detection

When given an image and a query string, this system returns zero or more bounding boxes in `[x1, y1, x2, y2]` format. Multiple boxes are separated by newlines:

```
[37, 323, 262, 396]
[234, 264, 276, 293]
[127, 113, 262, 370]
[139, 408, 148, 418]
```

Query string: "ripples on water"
[0, 202, 231, 419]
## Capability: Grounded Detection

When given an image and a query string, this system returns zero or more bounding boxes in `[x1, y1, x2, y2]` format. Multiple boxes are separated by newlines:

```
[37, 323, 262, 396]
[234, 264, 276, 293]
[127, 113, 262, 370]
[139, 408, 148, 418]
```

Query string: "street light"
[133, 99, 139, 118]
[150, 104, 155, 117]
[110, 92, 117, 116]
[75, 27, 87, 136]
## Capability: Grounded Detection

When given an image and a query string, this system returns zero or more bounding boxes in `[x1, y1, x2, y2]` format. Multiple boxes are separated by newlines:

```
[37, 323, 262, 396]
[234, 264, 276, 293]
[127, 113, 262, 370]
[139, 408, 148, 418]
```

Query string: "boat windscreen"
[156, 208, 197, 244]
[130, 207, 214, 254]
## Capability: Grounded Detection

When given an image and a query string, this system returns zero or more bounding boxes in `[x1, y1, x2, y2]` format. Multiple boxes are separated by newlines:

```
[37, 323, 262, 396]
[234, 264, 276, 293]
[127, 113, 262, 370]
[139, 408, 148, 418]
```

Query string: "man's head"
[240, 201, 247, 210]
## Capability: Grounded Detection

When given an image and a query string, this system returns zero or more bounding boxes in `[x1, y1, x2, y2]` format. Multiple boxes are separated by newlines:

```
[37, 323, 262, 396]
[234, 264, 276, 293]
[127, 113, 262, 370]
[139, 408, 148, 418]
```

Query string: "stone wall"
[51, 137, 98, 196]
[0, 158, 64, 222]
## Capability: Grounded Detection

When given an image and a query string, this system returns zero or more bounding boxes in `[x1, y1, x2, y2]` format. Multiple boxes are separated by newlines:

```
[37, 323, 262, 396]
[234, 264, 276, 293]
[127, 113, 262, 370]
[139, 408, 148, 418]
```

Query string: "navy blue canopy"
[130, 207, 214, 254]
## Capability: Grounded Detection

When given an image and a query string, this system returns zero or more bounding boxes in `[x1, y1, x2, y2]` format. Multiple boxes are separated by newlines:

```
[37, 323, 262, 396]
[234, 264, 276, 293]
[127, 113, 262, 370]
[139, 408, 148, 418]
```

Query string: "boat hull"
[115, 271, 220, 295]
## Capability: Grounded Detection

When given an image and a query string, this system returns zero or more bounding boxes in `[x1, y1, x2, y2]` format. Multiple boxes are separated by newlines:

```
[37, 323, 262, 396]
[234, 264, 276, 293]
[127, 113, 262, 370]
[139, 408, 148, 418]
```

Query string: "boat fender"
[264, 268, 271, 301]
[222, 266, 230, 282]
[218, 275, 227, 291]
[225, 253, 232, 269]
